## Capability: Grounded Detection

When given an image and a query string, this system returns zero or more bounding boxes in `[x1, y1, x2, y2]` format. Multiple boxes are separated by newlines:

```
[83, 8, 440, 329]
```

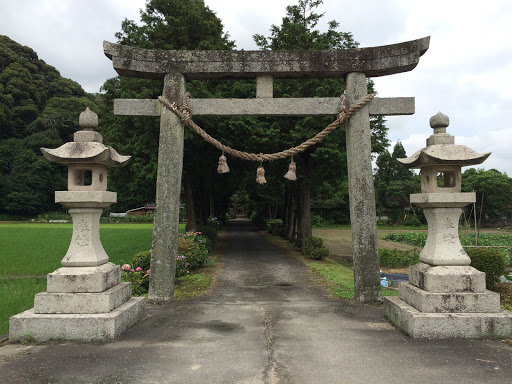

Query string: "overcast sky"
[1, 0, 511, 174]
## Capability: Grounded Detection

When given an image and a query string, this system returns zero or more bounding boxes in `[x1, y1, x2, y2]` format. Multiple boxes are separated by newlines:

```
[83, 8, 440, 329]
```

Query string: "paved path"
[2, 220, 512, 383]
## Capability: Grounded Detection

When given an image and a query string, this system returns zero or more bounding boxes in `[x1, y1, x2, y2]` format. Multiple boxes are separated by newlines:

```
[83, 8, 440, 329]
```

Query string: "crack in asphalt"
[262, 306, 291, 384]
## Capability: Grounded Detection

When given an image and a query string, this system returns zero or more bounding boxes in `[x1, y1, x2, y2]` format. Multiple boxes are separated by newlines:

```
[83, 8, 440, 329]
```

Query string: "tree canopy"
[462, 168, 512, 224]
[0, 35, 97, 216]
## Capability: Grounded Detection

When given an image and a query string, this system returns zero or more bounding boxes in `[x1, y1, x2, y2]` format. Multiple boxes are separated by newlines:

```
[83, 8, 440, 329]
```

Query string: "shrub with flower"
[121, 263, 150, 296]
[123, 231, 213, 296]
[178, 231, 210, 265]
[176, 255, 190, 278]
[209, 216, 222, 229]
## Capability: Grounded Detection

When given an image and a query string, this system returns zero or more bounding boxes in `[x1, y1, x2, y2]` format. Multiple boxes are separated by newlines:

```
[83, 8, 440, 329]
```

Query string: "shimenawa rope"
[158, 92, 373, 183]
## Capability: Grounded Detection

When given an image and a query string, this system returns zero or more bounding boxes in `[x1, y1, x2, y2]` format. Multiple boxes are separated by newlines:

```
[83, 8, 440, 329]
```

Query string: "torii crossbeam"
[104, 36, 430, 303]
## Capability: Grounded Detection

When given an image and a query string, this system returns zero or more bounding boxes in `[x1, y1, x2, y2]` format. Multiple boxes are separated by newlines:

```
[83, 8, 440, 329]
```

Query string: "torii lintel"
[103, 36, 430, 80]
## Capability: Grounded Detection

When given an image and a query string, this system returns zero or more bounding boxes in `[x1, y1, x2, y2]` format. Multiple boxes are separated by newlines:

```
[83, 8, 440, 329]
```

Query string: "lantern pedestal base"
[384, 262, 512, 338]
[9, 297, 144, 342]
[9, 262, 145, 342]
[385, 296, 512, 338]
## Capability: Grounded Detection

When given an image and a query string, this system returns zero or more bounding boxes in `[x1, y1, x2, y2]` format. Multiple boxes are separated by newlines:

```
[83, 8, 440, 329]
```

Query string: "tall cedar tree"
[253, 0, 389, 242]
[100, 0, 238, 226]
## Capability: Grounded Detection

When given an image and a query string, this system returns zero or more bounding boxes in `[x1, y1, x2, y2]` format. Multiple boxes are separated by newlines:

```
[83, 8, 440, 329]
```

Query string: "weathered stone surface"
[114, 97, 415, 117]
[256, 75, 273, 98]
[104, 37, 430, 80]
[409, 263, 486, 293]
[34, 282, 132, 314]
[41, 142, 130, 167]
[384, 296, 512, 338]
[410, 192, 475, 207]
[74, 130, 103, 143]
[345, 72, 380, 302]
[67, 164, 108, 192]
[47, 262, 120, 293]
[79, 107, 98, 129]
[415, 207, 472, 265]
[399, 282, 500, 313]
[55, 191, 117, 207]
[9, 297, 145, 342]
[399, 112, 490, 169]
[148, 73, 185, 303]
[55, 207, 109, 267]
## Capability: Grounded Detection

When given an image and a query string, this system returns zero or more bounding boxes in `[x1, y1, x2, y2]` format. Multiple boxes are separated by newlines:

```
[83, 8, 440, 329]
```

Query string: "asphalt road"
[1, 219, 512, 383]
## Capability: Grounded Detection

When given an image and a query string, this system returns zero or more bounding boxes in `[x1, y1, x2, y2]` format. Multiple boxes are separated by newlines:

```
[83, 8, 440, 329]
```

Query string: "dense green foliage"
[467, 248, 506, 289]
[122, 229, 213, 294]
[379, 248, 419, 268]
[130, 250, 152, 272]
[99, 0, 238, 217]
[462, 168, 512, 225]
[0, 35, 99, 216]
[267, 219, 284, 235]
[304, 236, 329, 260]
[374, 142, 422, 224]
[196, 225, 218, 248]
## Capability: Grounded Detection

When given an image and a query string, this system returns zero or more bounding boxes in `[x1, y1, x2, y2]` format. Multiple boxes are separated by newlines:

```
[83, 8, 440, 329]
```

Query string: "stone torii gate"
[104, 37, 429, 304]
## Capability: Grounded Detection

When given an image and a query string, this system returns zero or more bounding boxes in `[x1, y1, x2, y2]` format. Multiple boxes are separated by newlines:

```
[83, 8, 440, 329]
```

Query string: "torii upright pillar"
[104, 36, 430, 303]
[149, 73, 185, 302]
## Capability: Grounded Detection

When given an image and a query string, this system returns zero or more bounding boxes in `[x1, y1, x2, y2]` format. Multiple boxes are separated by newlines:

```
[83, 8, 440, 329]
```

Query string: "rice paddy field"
[0, 223, 185, 336]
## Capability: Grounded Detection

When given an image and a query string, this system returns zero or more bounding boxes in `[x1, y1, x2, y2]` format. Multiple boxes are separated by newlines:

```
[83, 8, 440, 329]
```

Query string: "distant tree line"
[373, 141, 512, 226]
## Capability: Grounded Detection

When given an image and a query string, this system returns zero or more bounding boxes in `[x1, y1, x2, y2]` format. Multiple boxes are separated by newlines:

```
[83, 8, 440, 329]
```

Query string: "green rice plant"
[0, 224, 155, 276]
[0, 277, 47, 335]
[0, 224, 72, 276]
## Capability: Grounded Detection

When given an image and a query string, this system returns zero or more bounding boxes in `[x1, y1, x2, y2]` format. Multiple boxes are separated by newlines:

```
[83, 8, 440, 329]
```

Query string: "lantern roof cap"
[40, 108, 130, 167]
[398, 112, 490, 169]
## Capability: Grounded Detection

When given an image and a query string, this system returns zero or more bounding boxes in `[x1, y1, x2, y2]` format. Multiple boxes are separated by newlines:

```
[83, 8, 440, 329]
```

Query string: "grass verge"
[174, 259, 219, 301]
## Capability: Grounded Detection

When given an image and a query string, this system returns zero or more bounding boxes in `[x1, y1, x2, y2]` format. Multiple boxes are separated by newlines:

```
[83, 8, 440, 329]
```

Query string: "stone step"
[47, 262, 120, 293]
[34, 282, 132, 314]
[399, 282, 501, 313]
[409, 263, 486, 293]
[384, 296, 512, 338]
[9, 297, 145, 342]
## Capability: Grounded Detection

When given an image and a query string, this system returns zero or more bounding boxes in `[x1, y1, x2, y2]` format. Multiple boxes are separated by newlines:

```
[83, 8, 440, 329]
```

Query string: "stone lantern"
[384, 112, 512, 338]
[9, 108, 145, 342]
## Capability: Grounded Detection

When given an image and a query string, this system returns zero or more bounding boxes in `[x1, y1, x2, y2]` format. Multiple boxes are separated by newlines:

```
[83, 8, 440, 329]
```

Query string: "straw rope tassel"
[284, 156, 297, 181]
[217, 152, 230, 174]
[256, 160, 266, 184]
